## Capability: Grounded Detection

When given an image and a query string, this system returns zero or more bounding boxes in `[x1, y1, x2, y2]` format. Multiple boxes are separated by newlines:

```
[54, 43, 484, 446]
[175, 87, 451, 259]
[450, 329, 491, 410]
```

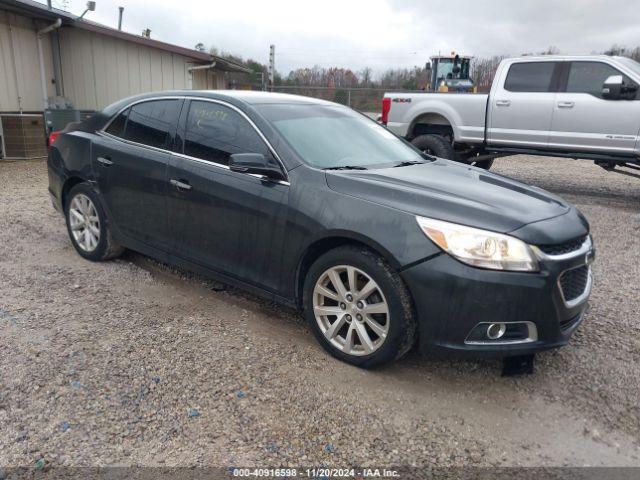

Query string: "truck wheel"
[411, 134, 454, 160]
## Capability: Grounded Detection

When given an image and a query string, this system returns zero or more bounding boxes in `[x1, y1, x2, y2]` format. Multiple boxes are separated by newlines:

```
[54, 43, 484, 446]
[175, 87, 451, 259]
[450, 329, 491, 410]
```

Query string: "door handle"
[495, 100, 511, 107]
[97, 156, 113, 166]
[557, 101, 575, 108]
[170, 178, 192, 191]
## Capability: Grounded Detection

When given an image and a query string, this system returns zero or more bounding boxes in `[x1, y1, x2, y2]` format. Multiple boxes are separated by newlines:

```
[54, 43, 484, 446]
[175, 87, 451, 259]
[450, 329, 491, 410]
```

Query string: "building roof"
[0, 0, 250, 72]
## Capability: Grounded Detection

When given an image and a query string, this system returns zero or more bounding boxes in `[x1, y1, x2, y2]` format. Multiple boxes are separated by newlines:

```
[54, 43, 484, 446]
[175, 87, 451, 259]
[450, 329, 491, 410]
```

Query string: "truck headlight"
[416, 216, 539, 272]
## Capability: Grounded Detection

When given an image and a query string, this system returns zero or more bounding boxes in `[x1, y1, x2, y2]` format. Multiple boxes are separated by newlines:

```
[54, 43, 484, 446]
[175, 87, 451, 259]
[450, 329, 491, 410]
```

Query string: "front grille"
[538, 236, 587, 256]
[559, 265, 589, 302]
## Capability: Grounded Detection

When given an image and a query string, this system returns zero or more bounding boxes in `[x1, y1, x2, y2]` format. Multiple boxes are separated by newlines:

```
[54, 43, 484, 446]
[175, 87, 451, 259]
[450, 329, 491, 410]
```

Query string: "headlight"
[416, 216, 538, 272]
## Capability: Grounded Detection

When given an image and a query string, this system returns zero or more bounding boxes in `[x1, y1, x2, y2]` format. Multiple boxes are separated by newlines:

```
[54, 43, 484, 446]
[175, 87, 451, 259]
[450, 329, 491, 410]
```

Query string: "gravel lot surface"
[1, 156, 639, 469]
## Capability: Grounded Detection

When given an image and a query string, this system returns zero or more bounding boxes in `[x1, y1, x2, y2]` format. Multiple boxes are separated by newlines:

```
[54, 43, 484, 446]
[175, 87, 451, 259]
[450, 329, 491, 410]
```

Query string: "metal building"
[0, 0, 250, 159]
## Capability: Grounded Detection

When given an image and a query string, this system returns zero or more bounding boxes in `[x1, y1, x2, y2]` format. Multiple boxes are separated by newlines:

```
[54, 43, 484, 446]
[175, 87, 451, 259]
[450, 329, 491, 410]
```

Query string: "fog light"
[465, 322, 538, 344]
[486, 323, 506, 340]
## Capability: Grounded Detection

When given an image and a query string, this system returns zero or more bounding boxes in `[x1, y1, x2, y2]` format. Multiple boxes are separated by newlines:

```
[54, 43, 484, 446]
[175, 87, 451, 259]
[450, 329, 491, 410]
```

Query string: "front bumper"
[401, 237, 594, 357]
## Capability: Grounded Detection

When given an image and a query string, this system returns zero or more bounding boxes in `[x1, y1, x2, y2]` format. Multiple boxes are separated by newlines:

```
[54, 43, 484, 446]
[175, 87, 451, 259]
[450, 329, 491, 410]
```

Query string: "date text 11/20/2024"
[231, 468, 400, 477]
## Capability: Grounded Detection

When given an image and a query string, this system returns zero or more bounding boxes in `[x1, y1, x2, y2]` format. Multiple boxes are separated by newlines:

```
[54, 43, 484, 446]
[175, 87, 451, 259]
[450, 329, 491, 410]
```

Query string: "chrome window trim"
[98, 95, 290, 185]
[97, 131, 290, 187]
[464, 321, 538, 346]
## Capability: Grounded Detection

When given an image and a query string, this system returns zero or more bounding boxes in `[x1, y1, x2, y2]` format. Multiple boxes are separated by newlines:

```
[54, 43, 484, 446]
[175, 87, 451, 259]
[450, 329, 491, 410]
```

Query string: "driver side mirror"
[229, 153, 285, 181]
[602, 75, 623, 99]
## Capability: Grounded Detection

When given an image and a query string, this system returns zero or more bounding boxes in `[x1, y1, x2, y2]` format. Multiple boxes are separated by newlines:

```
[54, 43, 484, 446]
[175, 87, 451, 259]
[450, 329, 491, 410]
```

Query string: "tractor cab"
[427, 53, 476, 93]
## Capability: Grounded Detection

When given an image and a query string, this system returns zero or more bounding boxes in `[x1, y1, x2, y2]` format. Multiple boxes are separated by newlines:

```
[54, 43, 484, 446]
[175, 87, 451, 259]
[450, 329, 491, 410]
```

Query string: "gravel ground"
[0, 156, 639, 470]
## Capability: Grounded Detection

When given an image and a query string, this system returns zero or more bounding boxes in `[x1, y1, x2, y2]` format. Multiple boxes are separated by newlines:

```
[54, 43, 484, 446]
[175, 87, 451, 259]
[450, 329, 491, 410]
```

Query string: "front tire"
[303, 246, 416, 368]
[64, 183, 124, 261]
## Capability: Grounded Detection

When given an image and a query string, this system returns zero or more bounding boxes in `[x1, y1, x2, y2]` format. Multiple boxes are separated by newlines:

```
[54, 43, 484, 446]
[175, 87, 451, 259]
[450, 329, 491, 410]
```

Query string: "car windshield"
[257, 104, 425, 169]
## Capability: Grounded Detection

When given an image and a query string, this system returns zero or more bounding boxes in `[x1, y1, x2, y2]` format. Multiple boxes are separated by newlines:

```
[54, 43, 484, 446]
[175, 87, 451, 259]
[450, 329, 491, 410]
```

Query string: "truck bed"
[384, 92, 488, 144]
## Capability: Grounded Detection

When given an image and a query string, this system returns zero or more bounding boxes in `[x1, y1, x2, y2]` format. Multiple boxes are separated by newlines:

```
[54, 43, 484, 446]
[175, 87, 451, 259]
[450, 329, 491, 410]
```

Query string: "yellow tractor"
[427, 52, 476, 93]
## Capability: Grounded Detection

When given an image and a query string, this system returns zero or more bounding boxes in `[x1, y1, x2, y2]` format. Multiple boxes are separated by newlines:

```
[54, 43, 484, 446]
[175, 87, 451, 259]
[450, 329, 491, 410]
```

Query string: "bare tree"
[540, 45, 560, 55]
[470, 55, 505, 92]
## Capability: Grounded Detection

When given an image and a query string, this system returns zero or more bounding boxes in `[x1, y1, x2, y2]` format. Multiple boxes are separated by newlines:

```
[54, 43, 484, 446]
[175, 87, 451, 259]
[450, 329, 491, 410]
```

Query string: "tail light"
[48, 130, 62, 146]
[381, 97, 391, 125]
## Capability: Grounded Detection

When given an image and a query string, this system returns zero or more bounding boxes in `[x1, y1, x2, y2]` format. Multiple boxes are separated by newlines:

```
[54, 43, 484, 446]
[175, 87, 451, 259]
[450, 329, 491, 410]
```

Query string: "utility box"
[44, 109, 81, 135]
[0, 114, 47, 160]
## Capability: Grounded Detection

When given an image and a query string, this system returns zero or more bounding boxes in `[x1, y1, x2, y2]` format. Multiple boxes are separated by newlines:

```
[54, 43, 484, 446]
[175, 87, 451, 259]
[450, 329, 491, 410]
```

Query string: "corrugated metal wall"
[0, 10, 56, 112]
[191, 69, 226, 90]
[1, 9, 226, 114]
[57, 27, 197, 111]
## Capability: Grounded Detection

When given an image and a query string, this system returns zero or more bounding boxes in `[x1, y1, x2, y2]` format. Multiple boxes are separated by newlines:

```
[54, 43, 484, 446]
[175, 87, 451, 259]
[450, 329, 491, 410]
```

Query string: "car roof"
[190, 90, 336, 106]
[99, 90, 338, 120]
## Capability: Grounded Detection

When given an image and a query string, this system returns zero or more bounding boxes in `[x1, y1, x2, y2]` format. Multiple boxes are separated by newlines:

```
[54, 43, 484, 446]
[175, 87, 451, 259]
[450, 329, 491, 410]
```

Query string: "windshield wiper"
[324, 165, 368, 171]
[393, 160, 426, 168]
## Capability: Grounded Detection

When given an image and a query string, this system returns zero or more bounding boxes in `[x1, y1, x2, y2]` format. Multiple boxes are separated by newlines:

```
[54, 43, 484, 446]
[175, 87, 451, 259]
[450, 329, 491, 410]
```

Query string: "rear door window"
[123, 100, 182, 149]
[565, 61, 631, 98]
[504, 62, 557, 92]
[183, 101, 271, 166]
[105, 108, 129, 137]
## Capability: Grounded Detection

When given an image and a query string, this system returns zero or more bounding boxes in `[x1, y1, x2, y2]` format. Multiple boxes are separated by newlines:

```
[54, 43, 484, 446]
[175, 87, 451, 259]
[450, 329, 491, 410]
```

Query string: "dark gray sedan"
[47, 91, 594, 367]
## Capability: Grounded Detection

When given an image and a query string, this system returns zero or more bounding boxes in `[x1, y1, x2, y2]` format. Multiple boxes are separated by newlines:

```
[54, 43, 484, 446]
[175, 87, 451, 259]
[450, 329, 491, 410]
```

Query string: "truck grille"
[559, 266, 589, 302]
[538, 236, 586, 256]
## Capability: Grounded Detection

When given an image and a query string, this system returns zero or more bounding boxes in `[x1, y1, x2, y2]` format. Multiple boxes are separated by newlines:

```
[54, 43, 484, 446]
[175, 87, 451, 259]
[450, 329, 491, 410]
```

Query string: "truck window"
[504, 62, 557, 92]
[566, 62, 631, 98]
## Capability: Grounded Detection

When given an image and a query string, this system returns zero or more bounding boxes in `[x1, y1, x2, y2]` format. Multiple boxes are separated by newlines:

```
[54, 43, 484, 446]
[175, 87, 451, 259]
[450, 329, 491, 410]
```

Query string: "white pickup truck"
[382, 55, 640, 170]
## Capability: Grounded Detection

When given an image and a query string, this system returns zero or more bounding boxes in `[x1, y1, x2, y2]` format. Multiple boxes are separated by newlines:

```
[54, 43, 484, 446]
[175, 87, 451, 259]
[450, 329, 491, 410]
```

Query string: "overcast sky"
[44, 0, 640, 75]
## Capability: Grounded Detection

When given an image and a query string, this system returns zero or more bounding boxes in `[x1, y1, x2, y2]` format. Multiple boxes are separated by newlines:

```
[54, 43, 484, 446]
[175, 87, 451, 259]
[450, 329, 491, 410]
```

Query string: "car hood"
[325, 159, 583, 241]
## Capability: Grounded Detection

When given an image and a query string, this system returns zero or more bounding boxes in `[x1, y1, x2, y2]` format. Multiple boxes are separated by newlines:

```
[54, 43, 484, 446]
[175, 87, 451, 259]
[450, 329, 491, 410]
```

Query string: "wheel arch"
[294, 232, 402, 309]
[61, 176, 88, 208]
[410, 112, 453, 139]
[406, 102, 463, 141]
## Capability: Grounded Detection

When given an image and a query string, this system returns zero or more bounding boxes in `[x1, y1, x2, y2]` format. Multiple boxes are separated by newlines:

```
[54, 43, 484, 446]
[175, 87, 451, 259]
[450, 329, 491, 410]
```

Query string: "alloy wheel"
[313, 265, 390, 356]
[69, 194, 100, 252]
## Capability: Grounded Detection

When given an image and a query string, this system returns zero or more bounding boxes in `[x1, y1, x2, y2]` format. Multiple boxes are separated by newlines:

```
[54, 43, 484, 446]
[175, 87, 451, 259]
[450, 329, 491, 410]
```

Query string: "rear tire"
[64, 182, 124, 262]
[411, 134, 454, 159]
[303, 245, 416, 368]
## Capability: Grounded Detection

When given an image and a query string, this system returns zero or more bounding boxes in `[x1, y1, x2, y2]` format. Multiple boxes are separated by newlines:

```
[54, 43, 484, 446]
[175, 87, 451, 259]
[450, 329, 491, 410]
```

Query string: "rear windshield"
[257, 104, 424, 169]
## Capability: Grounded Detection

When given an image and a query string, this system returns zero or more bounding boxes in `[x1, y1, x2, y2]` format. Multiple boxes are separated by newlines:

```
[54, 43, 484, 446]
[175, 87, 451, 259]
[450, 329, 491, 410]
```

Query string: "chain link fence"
[269, 86, 420, 114]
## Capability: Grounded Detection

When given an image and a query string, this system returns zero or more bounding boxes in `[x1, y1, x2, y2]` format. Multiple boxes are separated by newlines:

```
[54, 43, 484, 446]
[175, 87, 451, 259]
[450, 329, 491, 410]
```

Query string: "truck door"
[487, 61, 561, 148]
[549, 61, 640, 154]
